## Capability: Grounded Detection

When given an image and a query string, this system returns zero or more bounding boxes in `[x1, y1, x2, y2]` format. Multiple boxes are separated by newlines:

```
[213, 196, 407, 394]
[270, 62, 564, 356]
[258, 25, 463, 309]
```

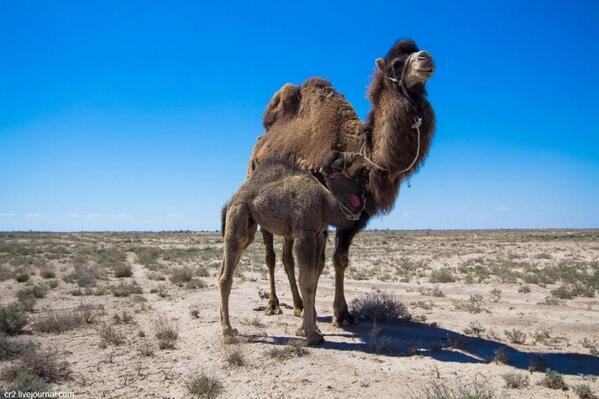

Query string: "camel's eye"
[391, 58, 404, 75]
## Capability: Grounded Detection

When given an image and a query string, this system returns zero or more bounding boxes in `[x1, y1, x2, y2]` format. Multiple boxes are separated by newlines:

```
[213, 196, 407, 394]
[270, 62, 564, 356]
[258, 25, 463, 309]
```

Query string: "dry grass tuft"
[186, 373, 224, 399]
[538, 369, 568, 391]
[155, 316, 178, 349]
[502, 372, 529, 389]
[350, 290, 411, 323]
[0, 302, 29, 335]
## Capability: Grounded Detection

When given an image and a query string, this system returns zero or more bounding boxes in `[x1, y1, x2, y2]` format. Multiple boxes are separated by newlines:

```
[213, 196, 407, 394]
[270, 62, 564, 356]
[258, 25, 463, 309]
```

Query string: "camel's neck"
[364, 72, 436, 213]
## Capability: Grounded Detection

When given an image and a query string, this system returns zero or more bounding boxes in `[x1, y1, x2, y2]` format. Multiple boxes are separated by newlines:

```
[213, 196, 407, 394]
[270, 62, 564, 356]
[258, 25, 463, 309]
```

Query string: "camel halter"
[347, 52, 423, 178]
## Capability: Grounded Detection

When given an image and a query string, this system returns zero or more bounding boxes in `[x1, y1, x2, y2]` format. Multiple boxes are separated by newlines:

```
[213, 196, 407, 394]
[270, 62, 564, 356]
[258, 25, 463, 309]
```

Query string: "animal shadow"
[247, 319, 599, 376]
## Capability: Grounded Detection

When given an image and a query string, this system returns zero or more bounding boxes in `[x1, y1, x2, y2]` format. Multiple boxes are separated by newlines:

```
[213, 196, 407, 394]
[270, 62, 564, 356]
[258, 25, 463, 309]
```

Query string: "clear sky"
[1, 1, 598, 231]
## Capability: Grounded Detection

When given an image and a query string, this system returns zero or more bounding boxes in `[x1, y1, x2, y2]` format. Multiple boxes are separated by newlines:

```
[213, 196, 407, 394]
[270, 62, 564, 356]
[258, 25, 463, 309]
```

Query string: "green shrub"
[0, 303, 29, 335]
[539, 369, 568, 390]
[186, 373, 223, 399]
[430, 268, 456, 283]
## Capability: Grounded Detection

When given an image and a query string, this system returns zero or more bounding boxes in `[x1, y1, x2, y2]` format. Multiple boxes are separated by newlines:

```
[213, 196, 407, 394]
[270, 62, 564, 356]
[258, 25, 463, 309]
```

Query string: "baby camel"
[218, 158, 367, 345]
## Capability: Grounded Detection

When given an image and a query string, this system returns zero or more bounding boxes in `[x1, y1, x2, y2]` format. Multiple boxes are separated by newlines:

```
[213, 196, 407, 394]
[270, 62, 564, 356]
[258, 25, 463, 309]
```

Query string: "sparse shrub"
[573, 384, 598, 399]
[32, 311, 84, 334]
[419, 286, 445, 297]
[63, 264, 99, 287]
[493, 348, 509, 364]
[430, 268, 455, 283]
[539, 296, 561, 306]
[240, 315, 265, 328]
[186, 278, 207, 289]
[454, 294, 487, 314]
[502, 372, 529, 389]
[415, 379, 494, 399]
[98, 324, 126, 346]
[17, 284, 48, 302]
[190, 304, 201, 319]
[0, 336, 36, 360]
[155, 316, 178, 349]
[489, 288, 502, 303]
[15, 272, 30, 282]
[113, 262, 132, 278]
[223, 345, 245, 367]
[2, 348, 72, 383]
[0, 303, 29, 335]
[112, 311, 134, 324]
[350, 290, 411, 322]
[551, 284, 576, 299]
[518, 285, 531, 293]
[170, 266, 193, 286]
[137, 340, 154, 357]
[45, 279, 59, 289]
[534, 253, 552, 260]
[539, 369, 568, 390]
[528, 355, 547, 372]
[367, 325, 397, 354]
[186, 373, 223, 399]
[463, 321, 485, 338]
[146, 271, 165, 281]
[110, 281, 142, 297]
[196, 267, 210, 277]
[39, 265, 56, 279]
[504, 329, 527, 345]
[266, 340, 307, 360]
[580, 338, 599, 355]
[2, 372, 49, 394]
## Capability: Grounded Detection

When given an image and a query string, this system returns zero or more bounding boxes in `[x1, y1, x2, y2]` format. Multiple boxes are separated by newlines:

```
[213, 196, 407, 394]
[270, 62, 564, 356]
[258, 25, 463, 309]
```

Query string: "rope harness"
[314, 52, 425, 221]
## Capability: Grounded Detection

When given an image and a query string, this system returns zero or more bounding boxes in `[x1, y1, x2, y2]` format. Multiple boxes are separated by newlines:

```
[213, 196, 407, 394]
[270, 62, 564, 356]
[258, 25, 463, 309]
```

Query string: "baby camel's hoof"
[305, 332, 325, 346]
[264, 305, 282, 316]
[294, 326, 306, 337]
[293, 307, 303, 317]
[222, 327, 238, 344]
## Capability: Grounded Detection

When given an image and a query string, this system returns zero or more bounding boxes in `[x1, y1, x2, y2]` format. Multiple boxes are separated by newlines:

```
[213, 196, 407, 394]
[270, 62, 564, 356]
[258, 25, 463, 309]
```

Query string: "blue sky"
[0, 1, 598, 231]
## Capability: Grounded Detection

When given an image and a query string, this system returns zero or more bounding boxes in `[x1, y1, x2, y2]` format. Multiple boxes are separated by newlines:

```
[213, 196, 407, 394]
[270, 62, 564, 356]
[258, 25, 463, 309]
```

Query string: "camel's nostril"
[418, 51, 431, 60]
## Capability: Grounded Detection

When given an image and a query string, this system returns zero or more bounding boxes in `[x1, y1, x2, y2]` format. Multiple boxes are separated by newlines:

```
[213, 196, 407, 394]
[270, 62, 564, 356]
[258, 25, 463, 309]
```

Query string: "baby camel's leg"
[218, 204, 256, 339]
[262, 229, 282, 315]
[282, 238, 303, 317]
[294, 232, 324, 346]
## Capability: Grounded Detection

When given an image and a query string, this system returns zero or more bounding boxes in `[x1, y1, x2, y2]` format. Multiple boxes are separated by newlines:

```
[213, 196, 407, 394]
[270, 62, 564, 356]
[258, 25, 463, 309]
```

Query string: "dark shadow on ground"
[243, 319, 599, 376]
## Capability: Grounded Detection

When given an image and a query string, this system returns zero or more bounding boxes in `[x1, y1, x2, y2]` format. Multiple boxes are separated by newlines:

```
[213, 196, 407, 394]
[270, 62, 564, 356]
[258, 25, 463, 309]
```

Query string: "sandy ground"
[0, 230, 598, 398]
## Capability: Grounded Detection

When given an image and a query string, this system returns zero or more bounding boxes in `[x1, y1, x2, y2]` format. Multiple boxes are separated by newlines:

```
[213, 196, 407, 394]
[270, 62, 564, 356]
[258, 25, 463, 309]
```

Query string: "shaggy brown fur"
[219, 160, 364, 345]
[248, 39, 436, 325]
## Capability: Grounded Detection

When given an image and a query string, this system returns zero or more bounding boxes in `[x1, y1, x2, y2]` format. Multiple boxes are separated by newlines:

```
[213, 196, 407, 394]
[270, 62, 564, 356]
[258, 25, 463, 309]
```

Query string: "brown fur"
[218, 160, 362, 345]
[247, 39, 436, 324]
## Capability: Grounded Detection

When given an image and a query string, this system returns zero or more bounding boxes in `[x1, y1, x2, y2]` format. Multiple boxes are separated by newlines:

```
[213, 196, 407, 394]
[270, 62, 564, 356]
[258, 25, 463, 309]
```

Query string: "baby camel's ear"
[375, 58, 386, 72]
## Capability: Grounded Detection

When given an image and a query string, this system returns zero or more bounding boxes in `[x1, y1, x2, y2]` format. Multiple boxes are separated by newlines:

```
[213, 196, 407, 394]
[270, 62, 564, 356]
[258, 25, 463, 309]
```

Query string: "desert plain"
[0, 229, 598, 398]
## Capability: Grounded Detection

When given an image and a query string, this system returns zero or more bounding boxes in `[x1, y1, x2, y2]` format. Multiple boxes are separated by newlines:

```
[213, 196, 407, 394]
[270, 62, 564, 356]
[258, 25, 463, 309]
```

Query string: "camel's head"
[376, 39, 435, 90]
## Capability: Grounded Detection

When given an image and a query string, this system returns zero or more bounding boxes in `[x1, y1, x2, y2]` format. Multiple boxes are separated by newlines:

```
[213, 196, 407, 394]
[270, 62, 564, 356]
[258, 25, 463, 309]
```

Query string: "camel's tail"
[220, 202, 228, 237]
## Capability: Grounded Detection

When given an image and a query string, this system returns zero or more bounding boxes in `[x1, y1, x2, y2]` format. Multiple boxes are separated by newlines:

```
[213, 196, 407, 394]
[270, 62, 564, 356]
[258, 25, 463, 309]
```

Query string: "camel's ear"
[375, 58, 386, 71]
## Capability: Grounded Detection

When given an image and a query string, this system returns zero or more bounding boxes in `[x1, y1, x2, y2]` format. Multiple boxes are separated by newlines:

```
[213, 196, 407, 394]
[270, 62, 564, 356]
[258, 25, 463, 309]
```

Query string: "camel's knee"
[333, 250, 349, 270]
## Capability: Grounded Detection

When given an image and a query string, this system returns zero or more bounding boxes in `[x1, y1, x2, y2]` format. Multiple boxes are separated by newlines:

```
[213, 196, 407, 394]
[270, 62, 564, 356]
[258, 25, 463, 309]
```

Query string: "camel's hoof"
[293, 307, 303, 317]
[222, 327, 238, 344]
[332, 309, 354, 327]
[305, 332, 325, 346]
[294, 325, 306, 337]
[265, 306, 282, 316]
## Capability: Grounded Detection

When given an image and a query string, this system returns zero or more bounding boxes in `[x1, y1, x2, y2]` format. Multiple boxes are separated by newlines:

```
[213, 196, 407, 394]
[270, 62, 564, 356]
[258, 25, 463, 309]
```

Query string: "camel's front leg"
[261, 229, 282, 315]
[294, 233, 324, 346]
[218, 205, 256, 340]
[332, 227, 360, 327]
[282, 238, 303, 317]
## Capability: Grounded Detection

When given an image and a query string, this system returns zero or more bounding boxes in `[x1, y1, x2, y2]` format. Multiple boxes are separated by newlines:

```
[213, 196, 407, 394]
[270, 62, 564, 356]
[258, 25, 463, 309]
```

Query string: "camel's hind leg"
[282, 238, 303, 317]
[262, 229, 282, 315]
[218, 204, 257, 339]
[294, 232, 324, 346]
